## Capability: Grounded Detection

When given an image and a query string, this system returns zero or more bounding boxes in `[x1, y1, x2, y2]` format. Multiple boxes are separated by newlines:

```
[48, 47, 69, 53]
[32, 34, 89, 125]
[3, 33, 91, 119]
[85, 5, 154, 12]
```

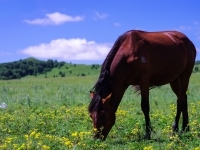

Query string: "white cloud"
[24, 12, 84, 25]
[194, 21, 199, 25]
[179, 25, 191, 31]
[178, 22, 200, 41]
[94, 11, 108, 19]
[194, 24, 200, 41]
[20, 38, 112, 61]
[197, 48, 200, 52]
[0, 51, 12, 56]
[114, 22, 121, 27]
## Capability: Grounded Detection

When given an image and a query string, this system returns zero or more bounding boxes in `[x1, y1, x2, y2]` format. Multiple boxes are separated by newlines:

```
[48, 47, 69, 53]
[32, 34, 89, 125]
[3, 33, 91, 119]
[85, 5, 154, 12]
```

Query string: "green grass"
[0, 73, 200, 149]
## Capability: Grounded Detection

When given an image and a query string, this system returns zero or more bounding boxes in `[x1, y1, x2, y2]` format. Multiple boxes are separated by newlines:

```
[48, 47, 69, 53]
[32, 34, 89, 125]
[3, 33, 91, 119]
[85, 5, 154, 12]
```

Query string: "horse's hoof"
[183, 126, 190, 132]
[172, 124, 178, 133]
[143, 133, 151, 140]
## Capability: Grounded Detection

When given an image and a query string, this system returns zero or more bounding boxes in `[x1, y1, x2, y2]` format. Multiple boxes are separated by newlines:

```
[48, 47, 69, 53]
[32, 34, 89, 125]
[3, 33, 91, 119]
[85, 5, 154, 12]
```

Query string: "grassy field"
[0, 72, 200, 149]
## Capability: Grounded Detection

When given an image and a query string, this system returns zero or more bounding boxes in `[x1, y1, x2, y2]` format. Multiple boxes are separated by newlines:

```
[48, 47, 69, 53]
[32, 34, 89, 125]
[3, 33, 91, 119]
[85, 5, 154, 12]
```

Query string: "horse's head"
[89, 91, 115, 140]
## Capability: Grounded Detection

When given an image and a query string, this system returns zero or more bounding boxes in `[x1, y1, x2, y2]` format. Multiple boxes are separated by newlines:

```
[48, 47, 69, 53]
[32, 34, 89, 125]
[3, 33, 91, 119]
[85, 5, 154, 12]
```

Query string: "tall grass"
[0, 73, 200, 149]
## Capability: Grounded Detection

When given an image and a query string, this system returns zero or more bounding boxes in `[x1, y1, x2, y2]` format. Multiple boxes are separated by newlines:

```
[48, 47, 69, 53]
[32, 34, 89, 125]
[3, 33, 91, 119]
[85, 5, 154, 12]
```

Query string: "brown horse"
[88, 30, 196, 140]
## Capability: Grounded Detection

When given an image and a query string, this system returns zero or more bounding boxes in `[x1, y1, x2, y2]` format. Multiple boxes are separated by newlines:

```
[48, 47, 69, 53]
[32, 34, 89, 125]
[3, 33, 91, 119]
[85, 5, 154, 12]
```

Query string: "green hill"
[35, 63, 101, 78]
[0, 58, 101, 80]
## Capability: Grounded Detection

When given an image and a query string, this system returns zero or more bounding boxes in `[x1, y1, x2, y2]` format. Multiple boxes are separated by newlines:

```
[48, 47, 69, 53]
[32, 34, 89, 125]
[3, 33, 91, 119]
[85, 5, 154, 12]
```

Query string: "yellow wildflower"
[30, 130, 36, 137]
[35, 132, 41, 139]
[42, 145, 50, 150]
[24, 134, 29, 140]
[194, 147, 200, 150]
[71, 132, 78, 137]
[144, 145, 153, 150]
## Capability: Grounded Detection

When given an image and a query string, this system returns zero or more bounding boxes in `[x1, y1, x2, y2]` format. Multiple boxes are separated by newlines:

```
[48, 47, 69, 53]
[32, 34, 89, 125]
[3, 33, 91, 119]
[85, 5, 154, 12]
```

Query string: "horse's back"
[119, 30, 196, 86]
[144, 31, 196, 85]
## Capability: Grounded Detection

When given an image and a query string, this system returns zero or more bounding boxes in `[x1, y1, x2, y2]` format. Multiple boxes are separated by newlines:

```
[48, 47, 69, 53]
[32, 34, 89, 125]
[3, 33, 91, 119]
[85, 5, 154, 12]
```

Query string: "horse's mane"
[88, 34, 126, 113]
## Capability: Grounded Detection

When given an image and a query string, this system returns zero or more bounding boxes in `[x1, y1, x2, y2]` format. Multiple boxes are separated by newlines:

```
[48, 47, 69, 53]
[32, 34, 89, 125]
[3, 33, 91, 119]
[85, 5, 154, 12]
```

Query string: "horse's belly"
[149, 69, 183, 86]
[148, 54, 186, 86]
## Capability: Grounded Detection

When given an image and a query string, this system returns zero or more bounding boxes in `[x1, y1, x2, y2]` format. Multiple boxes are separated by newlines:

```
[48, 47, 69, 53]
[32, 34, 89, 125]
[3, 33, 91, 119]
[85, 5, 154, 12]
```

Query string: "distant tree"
[27, 60, 33, 66]
[27, 66, 34, 75]
[7, 69, 13, 77]
[22, 70, 27, 76]
[61, 73, 65, 77]
[59, 61, 65, 67]
[44, 68, 50, 73]
[33, 68, 37, 76]
[37, 66, 43, 74]
[13, 62, 20, 68]
[81, 73, 86, 76]
[15, 73, 21, 79]
[91, 64, 95, 69]
[59, 71, 65, 77]
[9, 63, 14, 69]
[44, 73, 47, 78]
[0, 58, 69, 80]
[91, 64, 99, 70]
[20, 63, 26, 70]
[194, 66, 199, 72]
[54, 60, 59, 67]
[13, 69, 21, 79]
[34, 72, 37, 77]
[22, 61, 27, 65]
[39, 61, 46, 68]
[47, 59, 54, 68]
[195, 60, 200, 65]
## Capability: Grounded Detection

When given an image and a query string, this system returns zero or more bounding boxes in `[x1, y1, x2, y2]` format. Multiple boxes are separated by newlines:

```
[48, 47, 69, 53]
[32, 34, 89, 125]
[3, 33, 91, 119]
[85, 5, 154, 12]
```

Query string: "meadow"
[0, 72, 200, 149]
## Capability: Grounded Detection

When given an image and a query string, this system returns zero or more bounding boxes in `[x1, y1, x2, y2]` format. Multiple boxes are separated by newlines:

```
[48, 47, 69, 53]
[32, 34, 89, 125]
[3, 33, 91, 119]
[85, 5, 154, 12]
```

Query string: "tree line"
[195, 60, 200, 65]
[0, 57, 65, 80]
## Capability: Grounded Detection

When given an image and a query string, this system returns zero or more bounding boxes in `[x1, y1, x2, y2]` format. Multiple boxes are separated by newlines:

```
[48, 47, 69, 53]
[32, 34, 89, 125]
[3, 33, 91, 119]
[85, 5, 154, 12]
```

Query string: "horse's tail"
[92, 33, 126, 98]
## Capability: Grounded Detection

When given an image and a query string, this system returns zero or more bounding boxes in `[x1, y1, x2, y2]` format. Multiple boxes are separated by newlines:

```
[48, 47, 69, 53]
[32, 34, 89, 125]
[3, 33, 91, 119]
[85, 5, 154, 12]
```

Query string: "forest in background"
[0, 57, 65, 80]
[0, 57, 199, 80]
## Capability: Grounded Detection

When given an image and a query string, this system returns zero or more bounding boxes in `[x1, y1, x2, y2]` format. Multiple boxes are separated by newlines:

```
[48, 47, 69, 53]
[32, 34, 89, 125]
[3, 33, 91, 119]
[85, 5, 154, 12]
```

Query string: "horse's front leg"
[141, 95, 151, 139]
[140, 77, 151, 139]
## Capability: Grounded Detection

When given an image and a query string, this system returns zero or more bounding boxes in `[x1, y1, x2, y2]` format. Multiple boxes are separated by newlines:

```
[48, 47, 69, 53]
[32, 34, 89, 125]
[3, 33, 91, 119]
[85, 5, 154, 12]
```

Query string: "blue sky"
[0, 0, 200, 64]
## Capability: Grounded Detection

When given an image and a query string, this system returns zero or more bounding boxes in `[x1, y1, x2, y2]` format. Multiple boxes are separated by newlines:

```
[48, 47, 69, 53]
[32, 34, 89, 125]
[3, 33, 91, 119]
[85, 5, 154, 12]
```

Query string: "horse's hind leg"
[179, 75, 190, 132]
[170, 75, 190, 133]
[170, 78, 181, 132]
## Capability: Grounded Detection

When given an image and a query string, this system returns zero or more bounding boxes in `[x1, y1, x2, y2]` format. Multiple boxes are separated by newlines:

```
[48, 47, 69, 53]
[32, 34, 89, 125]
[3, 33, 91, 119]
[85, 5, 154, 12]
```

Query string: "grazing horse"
[88, 30, 196, 140]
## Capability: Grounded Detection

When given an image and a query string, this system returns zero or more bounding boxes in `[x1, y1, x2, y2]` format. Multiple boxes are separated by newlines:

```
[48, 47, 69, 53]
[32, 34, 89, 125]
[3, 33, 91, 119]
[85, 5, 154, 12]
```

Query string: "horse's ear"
[102, 93, 112, 105]
[90, 91, 95, 99]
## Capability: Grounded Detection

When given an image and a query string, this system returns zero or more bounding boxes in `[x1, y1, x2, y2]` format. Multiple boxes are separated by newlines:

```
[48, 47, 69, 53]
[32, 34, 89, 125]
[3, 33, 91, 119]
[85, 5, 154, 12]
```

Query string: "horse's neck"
[111, 85, 129, 112]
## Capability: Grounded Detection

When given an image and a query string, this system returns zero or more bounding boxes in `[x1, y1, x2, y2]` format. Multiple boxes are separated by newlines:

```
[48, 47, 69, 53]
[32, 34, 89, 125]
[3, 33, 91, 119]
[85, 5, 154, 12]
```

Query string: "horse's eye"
[101, 114, 106, 119]
[101, 111, 106, 119]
